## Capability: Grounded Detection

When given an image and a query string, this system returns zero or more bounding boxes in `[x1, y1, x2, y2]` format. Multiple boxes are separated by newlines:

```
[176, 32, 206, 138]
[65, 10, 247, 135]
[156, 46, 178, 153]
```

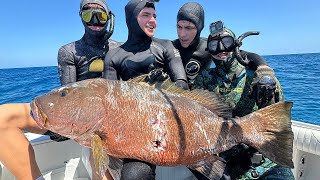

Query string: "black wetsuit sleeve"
[57, 47, 77, 85]
[163, 41, 187, 82]
[103, 50, 120, 80]
[242, 51, 268, 70]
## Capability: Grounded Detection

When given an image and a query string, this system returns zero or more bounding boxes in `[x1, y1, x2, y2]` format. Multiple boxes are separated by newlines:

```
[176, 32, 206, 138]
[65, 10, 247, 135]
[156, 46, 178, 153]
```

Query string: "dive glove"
[251, 66, 279, 108]
[144, 68, 169, 84]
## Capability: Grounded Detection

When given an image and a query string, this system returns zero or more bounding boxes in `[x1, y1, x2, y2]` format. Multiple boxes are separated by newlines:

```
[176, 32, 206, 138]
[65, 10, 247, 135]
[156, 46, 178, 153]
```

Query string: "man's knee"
[121, 160, 155, 180]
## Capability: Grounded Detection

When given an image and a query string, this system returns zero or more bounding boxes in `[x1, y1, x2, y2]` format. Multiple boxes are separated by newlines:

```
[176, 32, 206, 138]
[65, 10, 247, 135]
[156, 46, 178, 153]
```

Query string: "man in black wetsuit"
[172, 2, 212, 87]
[56, 0, 121, 179]
[58, 0, 121, 85]
[103, 0, 188, 179]
[104, 0, 188, 90]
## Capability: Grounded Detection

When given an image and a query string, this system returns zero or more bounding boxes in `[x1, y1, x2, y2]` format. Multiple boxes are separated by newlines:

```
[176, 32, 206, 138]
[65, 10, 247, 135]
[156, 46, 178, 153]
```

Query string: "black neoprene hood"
[80, 0, 109, 12]
[177, 2, 204, 34]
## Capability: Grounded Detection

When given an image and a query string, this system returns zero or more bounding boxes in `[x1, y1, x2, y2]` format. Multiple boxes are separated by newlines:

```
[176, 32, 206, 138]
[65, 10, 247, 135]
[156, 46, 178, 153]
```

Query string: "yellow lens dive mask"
[81, 8, 108, 24]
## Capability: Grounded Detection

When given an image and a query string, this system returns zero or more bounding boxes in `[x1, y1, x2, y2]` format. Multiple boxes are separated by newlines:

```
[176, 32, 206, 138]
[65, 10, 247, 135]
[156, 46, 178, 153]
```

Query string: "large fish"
[30, 77, 294, 179]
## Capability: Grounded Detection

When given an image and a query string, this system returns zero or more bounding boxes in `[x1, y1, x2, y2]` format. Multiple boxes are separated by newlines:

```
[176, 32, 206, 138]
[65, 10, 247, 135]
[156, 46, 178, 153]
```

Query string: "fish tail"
[241, 101, 294, 168]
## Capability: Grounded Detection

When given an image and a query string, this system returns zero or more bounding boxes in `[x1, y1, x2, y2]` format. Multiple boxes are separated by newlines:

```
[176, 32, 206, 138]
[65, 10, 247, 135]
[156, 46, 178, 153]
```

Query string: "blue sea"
[0, 53, 319, 125]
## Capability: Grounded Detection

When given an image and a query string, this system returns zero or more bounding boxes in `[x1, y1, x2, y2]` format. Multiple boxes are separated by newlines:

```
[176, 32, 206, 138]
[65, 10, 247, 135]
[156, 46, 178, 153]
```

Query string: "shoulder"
[107, 39, 123, 50]
[152, 37, 175, 48]
[58, 41, 78, 63]
[241, 50, 263, 60]
[195, 38, 210, 55]
[152, 37, 180, 57]
[105, 46, 125, 63]
[58, 41, 77, 54]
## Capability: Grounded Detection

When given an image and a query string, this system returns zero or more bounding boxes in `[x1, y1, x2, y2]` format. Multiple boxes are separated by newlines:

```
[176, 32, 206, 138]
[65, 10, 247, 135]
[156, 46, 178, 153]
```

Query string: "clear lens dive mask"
[208, 35, 235, 55]
[208, 20, 236, 55]
[81, 8, 109, 24]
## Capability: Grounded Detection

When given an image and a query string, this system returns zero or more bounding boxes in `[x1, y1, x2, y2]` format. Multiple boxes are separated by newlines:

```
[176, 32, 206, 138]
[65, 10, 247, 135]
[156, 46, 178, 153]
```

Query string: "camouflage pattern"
[193, 60, 284, 117]
[193, 59, 294, 179]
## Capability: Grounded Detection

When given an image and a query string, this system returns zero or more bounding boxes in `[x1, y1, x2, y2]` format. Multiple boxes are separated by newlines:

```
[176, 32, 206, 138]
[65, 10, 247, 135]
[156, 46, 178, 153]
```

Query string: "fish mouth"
[30, 100, 47, 129]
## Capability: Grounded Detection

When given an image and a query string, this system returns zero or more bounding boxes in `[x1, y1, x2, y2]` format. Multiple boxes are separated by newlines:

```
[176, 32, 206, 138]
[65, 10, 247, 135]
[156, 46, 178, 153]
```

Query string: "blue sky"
[0, 0, 319, 69]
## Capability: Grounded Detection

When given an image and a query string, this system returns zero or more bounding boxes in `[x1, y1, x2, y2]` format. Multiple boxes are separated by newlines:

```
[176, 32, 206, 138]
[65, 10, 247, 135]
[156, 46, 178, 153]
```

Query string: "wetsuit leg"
[188, 168, 210, 180]
[120, 159, 156, 180]
[259, 165, 295, 180]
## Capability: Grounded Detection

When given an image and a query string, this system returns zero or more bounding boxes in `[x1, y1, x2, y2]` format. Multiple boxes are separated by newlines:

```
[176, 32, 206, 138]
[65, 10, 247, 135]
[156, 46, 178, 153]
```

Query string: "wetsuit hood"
[177, 2, 204, 48]
[80, 0, 110, 38]
[125, 0, 155, 44]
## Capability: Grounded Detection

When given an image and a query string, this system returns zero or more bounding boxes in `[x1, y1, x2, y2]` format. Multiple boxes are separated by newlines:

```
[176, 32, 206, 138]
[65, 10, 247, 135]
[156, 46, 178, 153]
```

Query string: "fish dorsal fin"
[127, 74, 148, 84]
[129, 75, 232, 119]
[179, 88, 232, 119]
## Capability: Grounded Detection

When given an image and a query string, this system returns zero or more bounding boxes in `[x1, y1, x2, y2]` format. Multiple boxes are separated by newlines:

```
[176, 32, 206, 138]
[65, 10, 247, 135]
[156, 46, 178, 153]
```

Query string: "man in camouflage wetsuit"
[192, 21, 295, 180]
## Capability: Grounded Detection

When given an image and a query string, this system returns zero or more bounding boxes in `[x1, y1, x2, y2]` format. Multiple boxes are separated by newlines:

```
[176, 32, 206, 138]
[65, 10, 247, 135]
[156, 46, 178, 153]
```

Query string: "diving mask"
[81, 8, 109, 24]
[207, 20, 236, 55]
[208, 35, 235, 55]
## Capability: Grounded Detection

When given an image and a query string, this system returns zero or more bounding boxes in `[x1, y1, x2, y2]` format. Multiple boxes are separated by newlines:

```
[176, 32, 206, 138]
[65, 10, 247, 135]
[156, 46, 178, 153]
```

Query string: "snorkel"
[234, 31, 260, 66]
[104, 12, 114, 40]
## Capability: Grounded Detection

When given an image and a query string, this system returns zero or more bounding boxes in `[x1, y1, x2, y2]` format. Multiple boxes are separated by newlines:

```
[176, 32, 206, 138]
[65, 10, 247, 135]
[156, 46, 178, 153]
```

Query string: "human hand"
[251, 66, 279, 108]
[174, 79, 189, 90]
[144, 68, 169, 84]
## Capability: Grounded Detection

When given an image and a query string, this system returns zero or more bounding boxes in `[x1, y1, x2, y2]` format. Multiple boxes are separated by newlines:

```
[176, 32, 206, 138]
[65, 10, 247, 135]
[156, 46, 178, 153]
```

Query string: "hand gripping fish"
[30, 76, 294, 180]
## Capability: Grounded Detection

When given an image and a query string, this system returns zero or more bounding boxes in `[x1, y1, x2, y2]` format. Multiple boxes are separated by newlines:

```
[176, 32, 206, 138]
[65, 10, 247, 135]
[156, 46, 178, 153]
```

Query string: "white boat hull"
[1, 120, 320, 180]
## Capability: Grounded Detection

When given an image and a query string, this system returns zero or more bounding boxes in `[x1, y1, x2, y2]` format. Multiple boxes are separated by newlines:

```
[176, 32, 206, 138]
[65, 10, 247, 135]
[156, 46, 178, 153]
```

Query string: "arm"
[57, 47, 77, 85]
[164, 41, 188, 89]
[244, 51, 268, 70]
[103, 49, 120, 80]
[0, 103, 46, 133]
[0, 103, 46, 180]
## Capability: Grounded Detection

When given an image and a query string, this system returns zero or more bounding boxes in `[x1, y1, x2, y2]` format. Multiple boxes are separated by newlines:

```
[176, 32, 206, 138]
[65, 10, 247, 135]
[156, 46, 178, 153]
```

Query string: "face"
[177, 20, 197, 48]
[210, 32, 234, 61]
[81, 3, 107, 31]
[137, 7, 157, 37]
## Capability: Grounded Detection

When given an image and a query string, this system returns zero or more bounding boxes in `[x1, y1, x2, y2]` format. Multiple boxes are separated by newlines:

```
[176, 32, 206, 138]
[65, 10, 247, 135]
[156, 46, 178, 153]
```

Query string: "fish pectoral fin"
[189, 156, 226, 180]
[91, 134, 109, 177]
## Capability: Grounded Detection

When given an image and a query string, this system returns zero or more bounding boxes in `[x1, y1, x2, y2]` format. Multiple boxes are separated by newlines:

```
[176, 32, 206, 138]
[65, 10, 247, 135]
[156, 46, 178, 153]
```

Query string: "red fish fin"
[241, 101, 294, 168]
[91, 134, 110, 177]
[189, 156, 226, 180]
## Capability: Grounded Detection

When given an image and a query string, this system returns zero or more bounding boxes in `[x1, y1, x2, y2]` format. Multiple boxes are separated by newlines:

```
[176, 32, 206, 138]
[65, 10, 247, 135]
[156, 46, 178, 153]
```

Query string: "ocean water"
[0, 53, 319, 125]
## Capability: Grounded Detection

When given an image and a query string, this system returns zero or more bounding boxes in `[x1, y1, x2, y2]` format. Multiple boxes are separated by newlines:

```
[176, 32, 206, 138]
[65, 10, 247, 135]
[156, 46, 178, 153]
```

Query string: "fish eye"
[60, 90, 67, 97]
